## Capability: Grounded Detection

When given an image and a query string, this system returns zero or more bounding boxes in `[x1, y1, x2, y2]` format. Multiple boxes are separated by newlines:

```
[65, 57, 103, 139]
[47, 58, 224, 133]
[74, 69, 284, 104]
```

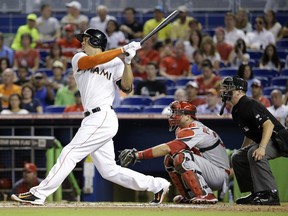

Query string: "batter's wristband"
[137, 148, 153, 159]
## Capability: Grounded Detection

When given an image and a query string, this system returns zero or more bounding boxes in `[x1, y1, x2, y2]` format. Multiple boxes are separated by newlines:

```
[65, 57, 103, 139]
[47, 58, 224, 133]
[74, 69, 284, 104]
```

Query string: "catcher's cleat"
[11, 192, 44, 205]
[190, 193, 218, 204]
[173, 195, 191, 204]
[150, 183, 170, 205]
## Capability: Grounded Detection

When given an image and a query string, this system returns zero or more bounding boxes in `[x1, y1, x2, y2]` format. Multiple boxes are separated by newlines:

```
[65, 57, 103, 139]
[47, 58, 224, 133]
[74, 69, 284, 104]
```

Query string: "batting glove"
[122, 41, 141, 52]
[124, 48, 136, 64]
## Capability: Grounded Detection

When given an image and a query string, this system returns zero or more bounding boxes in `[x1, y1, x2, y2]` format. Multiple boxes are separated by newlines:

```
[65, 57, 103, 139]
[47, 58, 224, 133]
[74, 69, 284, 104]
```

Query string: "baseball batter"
[11, 28, 170, 205]
[119, 101, 230, 204]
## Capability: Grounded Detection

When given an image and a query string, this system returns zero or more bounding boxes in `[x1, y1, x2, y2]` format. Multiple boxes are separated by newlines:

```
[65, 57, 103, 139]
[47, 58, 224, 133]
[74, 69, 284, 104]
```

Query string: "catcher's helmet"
[75, 28, 107, 51]
[220, 76, 247, 101]
[168, 101, 197, 131]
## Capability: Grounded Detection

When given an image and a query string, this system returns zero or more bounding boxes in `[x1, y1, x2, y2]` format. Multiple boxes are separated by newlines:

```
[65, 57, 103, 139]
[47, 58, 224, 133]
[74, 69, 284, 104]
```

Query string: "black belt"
[199, 139, 221, 153]
[84, 106, 113, 117]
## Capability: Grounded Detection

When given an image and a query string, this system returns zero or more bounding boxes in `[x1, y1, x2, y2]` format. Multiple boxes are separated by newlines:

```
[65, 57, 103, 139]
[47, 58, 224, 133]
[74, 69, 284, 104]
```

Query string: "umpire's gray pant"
[231, 140, 283, 193]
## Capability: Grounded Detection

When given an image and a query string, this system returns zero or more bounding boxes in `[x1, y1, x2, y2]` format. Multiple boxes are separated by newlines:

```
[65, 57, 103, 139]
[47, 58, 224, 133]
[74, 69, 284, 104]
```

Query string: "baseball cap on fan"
[178, 5, 188, 13]
[154, 5, 164, 13]
[27, 13, 37, 21]
[251, 78, 262, 88]
[65, 1, 82, 10]
[24, 163, 37, 173]
[186, 81, 199, 89]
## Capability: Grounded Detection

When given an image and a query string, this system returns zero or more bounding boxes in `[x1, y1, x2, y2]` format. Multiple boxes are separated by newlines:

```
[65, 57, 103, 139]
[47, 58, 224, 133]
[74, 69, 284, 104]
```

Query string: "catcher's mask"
[220, 76, 247, 102]
[168, 101, 197, 131]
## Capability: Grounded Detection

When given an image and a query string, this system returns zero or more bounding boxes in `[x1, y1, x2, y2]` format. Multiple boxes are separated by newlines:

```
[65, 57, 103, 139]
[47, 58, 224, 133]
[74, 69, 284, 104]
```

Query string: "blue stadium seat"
[276, 39, 288, 49]
[218, 68, 237, 77]
[280, 69, 288, 76]
[263, 86, 286, 96]
[121, 96, 152, 107]
[248, 59, 257, 68]
[153, 96, 174, 106]
[142, 105, 166, 114]
[166, 87, 178, 95]
[271, 77, 288, 87]
[254, 76, 270, 88]
[252, 68, 278, 80]
[156, 77, 175, 88]
[45, 105, 66, 113]
[175, 78, 194, 87]
[133, 77, 143, 87]
[247, 50, 263, 60]
[114, 105, 142, 113]
[277, 50, 288, 60]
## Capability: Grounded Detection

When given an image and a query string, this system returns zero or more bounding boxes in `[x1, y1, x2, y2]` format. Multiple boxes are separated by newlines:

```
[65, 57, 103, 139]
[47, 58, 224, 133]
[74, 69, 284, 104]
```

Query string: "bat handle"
[219, 101, 226, 116]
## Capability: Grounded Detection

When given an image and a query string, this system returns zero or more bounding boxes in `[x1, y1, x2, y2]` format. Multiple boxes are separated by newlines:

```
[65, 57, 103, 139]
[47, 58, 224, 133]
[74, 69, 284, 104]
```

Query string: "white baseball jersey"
[71, 52, 123, 110]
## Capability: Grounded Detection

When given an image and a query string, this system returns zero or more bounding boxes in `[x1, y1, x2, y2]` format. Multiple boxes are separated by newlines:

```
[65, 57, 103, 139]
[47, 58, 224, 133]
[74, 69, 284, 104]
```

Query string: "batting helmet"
[75, 28, 107, 51]
[168, 101, 197, 131]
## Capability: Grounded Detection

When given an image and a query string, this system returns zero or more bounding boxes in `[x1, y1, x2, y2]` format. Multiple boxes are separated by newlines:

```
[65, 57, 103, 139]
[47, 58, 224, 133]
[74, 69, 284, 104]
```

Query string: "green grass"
[1, 208, 287, 216]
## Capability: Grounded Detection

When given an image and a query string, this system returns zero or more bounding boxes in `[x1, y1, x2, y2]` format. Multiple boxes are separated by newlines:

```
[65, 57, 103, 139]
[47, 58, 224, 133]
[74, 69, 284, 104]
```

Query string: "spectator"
[11, 14, 39, 51]
[200, 36, 221, 70]
[214, 12, 246, 46]
[57, 24, 81, 60]
[49, 61, 67, 92]
[134, 62, 166, 99]
[45, 43, 68, 71]
[143, 5, 171, 41]
[184, 29, 202, 63]
[21, 83, 43, 113]
[36, 4, 61, 43]
[264, 10, 282, 41]
[283, 80, 288, 106]
[54, 71, 77, 106]
[215, 27, 233, 66]
[251, 78, 271, 107]
[132, 36, 160, 79]
[187, 19, 203, 35]
[159, 40, 190, 80]
[185, 81, 206, 107]
[259, 43, 281, 71]
[171, 5, 195, 41]
[106, 20, 126, 50]
[0, 32, 14, 65]
[13, 33, 40, 73]
[14, 65, 30, 86]
[0, 69, 21, 108]
[246, 16, 275, 50]
[237, 63, 254, 97]
[267, 89, 288, 126]
[61, 1, 89, 31]
[228, 38, 250, 68]
[196, 59, 221, 95]
[191, 50, 204, 76]
[64, 90, 83, 113]
[235, 9, 253, 34]
[0, 57, 11, 82]
[1, 93, 29, 114]
[119, 7, 143, 40]
[31, 72, 55, 109]
[89, 5, 116, 33]
[197, 88, 228, 115]
[162, 88, 187, 115]
[12, 163, 42, 194]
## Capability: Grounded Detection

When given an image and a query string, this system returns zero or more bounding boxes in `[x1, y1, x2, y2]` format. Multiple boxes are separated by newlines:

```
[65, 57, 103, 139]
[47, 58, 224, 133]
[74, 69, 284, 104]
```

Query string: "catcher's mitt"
[118, 148, 138, 167]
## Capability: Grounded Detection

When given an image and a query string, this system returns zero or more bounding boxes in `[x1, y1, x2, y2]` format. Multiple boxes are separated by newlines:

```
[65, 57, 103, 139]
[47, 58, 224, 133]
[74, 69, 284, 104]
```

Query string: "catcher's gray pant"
[30, 108, 169, 200]
[231, 140, 283, 193]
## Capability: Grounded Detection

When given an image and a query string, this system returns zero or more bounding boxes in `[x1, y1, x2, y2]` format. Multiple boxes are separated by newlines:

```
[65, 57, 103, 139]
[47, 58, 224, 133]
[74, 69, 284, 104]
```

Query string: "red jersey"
[14, 49, 39, 68]
[160, 55, 190, 76]
[57, 38, 81, 59]
[216, 43, 233, 61]
[64, 104, 84, 112]
[196, 76, 221, 95]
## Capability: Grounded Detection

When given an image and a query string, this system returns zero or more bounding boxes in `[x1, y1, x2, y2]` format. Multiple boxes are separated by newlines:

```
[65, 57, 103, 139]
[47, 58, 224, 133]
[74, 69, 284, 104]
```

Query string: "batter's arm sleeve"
[78, 48, 123, 70]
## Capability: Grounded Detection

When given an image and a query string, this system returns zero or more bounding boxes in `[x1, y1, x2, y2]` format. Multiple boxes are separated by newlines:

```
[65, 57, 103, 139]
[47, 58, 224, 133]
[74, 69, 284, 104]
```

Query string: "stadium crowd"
[0, 1, 287, 127]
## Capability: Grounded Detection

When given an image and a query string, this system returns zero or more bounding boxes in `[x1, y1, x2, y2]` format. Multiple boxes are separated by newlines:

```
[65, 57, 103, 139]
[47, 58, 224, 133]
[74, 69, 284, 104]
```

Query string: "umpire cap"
[75, 28, 107, 51]
[233, 76, 247, 92]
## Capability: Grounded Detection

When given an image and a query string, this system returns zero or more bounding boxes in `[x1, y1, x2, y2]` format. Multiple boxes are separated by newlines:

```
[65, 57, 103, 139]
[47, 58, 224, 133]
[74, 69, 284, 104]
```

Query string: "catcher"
[119, 101, 230, 204]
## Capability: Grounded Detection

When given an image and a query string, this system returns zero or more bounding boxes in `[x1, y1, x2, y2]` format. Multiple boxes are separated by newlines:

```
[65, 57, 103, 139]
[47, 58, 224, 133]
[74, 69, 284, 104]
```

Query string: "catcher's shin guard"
[164, 155, 187, 197]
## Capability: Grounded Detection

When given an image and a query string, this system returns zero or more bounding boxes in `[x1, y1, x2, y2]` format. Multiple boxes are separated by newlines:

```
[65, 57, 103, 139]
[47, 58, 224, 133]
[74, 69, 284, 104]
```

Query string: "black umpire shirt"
[232, 95, 284, 144]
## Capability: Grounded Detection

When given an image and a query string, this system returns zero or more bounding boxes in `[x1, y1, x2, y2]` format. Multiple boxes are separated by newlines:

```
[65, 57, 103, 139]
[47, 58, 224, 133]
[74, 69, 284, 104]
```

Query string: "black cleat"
[236, 193, 256, 205]
[150, 183, 170, 205]
[251, 190, 280, 206]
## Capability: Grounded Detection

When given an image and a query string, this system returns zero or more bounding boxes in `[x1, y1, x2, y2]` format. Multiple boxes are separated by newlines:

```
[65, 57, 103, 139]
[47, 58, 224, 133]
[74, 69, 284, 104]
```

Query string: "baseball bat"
[140, 10, 180, 45]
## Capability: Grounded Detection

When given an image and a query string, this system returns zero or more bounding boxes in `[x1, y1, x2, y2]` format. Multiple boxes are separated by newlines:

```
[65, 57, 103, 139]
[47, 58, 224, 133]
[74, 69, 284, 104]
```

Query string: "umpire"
[220, 76, 288, 205]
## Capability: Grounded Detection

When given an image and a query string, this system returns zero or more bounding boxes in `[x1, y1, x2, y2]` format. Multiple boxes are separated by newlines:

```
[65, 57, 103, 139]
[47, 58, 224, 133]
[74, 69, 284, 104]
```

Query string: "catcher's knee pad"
[164, 154, 174, 172]
[181, 170, 202, 197]
[173, 151, 192, 173]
